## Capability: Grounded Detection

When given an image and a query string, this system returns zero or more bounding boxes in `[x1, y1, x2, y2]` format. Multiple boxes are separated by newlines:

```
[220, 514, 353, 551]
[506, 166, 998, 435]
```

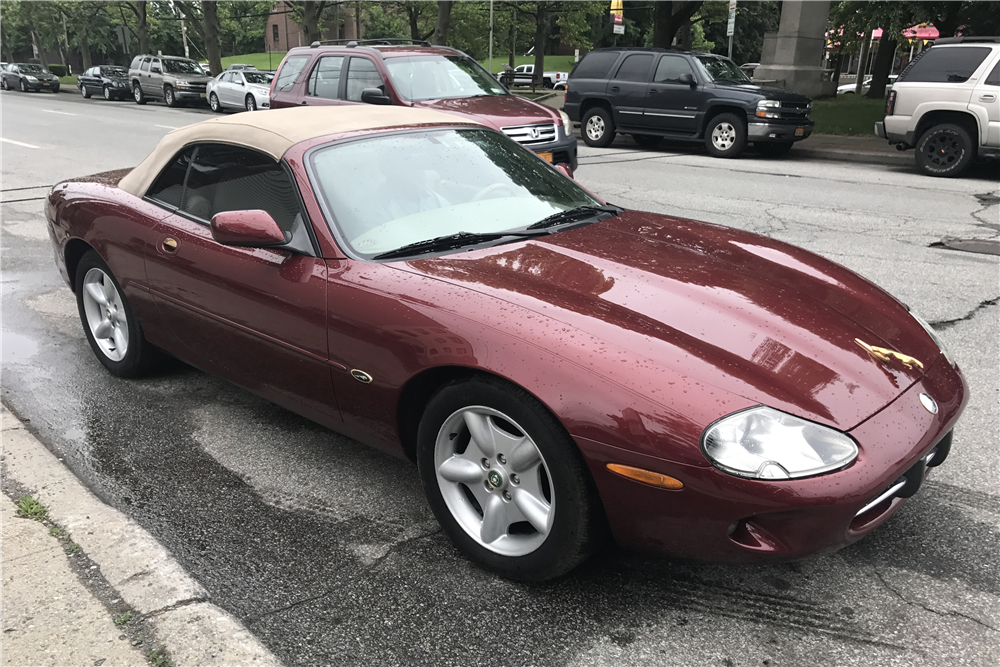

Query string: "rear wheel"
[582, 107, 615, 148]
[75, 251, 160, 378]
[133, 83, 146, 105]
[417, 375, 607, 581]
[915, 123, 974, 178]
[80, 83, 91, 98]
[705, 112, 747, 158]
[633, 134, 663, 149]
[756, 142, 794, 157]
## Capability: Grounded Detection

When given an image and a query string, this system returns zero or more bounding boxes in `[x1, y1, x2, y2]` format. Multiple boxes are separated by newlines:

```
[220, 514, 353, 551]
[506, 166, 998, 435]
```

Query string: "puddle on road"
[1, 330, 38, 364]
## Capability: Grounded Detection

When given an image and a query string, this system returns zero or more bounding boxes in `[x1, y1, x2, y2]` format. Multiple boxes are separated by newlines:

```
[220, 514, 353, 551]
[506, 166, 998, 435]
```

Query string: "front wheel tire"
[417, 375, 606, 581]
[245, 94, 256, 112]
[75, 251, 160, 378]
[582, 107, 615, 148]
[133, 83, 146, 105]
[209, 92, 222, 112]
[915, 124, 973, 178]
[103, 85, 113, 101]
[164, 86, 178, 108]
[80, 84, 91, 98]
[705, 113, 747, 158]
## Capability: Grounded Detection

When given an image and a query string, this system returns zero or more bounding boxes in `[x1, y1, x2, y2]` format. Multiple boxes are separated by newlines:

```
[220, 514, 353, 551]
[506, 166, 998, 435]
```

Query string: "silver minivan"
[128, 54, 213, 107]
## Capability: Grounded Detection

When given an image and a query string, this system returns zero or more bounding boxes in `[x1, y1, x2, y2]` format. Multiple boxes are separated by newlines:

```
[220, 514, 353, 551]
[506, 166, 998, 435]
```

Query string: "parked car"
[837, 74, 897, 95]
[78, 65, 130, 101]
[1, 63, 60, 93]
[45, 105, 966, 581]
[270, 40, 577, 169]
[739, 62, 760, 78]
[207, 69, 271, 112]
[225, 63, 258, 71]
[876, 36, 1000, 177]
[128, 54, 212, 107]
[496, 63, 568, 89]
[565, 47, 814, 157]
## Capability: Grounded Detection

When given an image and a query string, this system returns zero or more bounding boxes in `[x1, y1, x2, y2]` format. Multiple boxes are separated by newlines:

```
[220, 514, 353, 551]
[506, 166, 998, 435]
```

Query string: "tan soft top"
[118, 105, 480, 198]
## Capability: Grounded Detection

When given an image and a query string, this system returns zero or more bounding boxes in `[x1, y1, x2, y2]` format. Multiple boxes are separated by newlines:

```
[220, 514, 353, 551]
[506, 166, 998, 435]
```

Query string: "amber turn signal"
[607, 463, 684, 489]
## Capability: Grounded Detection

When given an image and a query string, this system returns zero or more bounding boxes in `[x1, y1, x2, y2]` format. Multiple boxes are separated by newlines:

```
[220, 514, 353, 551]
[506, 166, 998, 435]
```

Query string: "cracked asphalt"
[2, 90, 999, 666]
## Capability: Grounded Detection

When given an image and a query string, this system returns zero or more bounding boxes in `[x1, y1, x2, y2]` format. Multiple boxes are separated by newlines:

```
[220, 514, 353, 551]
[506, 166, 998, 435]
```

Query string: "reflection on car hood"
[414, 94, 558, 130]
[711, 81, 812, 103]
[403, 211, 940, 431]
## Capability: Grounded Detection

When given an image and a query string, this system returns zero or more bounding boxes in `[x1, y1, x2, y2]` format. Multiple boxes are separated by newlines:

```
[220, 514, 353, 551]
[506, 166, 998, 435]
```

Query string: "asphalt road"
[2, 89, 999, 667]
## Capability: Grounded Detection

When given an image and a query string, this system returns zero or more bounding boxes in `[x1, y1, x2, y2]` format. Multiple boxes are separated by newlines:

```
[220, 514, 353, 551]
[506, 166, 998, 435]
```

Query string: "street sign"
[613, 14, 623, 25]
[727, 0, 736, 37]
[613, 23, 624, 35]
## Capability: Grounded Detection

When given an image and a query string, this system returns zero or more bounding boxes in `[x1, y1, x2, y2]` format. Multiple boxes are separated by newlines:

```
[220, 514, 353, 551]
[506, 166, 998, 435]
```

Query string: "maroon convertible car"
[46, 106, 967, 581]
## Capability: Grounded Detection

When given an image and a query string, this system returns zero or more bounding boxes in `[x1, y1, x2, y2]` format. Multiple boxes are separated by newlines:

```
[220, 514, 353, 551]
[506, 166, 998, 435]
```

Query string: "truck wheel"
[133, 83, 147, 105]
[915, 124, 973, 178]
[705, 113, 747, 158]
[164, 85, 178, 108]
[582, 107, 615, 148]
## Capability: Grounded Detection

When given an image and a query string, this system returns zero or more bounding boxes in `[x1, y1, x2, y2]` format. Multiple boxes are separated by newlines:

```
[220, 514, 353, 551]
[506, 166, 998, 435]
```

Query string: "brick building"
[267, 2, 358, 53]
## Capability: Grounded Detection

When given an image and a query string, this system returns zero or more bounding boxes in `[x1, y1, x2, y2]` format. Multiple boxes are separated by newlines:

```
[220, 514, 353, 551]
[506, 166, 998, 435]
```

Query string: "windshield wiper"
[526, 204, 622, 230]
[373, 230, 546, 261]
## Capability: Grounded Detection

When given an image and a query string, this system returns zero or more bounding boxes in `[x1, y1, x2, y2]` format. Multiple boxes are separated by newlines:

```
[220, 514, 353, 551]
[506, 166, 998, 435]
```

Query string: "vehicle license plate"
[42, 82, 51, 87]
[795, 127, 805, 136]
[200, 93, 207, 98]
[538, 151, 553, 162]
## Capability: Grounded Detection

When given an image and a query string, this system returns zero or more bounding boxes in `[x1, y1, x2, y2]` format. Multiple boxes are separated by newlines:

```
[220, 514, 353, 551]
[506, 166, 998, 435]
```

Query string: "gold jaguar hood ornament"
[855, 339, 924, 371]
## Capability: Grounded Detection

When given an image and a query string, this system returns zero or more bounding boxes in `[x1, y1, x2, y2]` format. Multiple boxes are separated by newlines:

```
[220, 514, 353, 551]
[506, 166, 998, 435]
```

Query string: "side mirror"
[150, 66, 161, 74]
[554, 163, 574, 179]
[360, 87, 391, 105]
[210, 210, 288, 247]
[679, 72, 696, 88]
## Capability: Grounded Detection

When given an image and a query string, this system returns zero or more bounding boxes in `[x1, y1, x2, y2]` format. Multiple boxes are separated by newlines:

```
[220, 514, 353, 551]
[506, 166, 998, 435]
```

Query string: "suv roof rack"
[932, 36, 1000, 45]
[310, 38, 432, 48]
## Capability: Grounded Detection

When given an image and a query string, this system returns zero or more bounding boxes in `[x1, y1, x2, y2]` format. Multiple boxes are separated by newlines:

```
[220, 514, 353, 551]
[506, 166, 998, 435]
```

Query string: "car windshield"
[164, 59, 204, 75]
[696, 56, 751, 83]
[18, 64, 46, 73]
[244, 72, 269, 85]
[384, 55, 507, 101]
[102, 66, 128, 77]
[309, 128, 603, 260]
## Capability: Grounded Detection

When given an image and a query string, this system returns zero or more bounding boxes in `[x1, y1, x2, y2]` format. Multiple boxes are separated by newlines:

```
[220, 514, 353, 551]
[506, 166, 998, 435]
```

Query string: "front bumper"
[521, 130, 578, 170]
[748, 120, 814, 143]
[577, 354, 967, 563]
[174, 88, 208, 102]
[25, 80, 60, 92]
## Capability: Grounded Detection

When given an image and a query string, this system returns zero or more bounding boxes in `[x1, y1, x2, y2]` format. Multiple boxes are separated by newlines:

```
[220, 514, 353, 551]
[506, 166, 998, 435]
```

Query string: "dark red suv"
[270, 40, 577, 169]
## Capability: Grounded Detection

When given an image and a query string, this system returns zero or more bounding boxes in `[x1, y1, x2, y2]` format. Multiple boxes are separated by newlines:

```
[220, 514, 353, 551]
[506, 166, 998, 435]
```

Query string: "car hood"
[171, 72, 212, 84]
[401, 211, 940, 431]
[711, 81, 812, 103]
[413, 94, 559, 130]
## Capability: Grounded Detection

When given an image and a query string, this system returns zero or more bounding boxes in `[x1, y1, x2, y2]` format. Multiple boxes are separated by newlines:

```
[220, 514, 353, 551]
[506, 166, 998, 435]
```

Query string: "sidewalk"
[1, 407, 282, 667]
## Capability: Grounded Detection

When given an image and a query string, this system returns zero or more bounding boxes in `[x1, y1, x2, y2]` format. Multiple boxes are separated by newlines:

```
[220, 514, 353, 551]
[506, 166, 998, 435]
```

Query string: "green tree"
[174, 1, 224, 74]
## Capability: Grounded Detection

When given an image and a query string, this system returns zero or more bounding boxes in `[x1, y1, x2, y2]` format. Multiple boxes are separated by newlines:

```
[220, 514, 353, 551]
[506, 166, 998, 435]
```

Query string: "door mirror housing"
[360, 87, 391, 105]
[679, 72, 696, 88]
[150, 66, 161, 74]
[211, 210, 289, 247]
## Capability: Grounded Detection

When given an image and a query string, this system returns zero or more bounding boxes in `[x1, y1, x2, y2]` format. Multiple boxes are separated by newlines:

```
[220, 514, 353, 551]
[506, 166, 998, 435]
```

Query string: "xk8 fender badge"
[350, 369, 373, 384]
[855, 338, 924, 371]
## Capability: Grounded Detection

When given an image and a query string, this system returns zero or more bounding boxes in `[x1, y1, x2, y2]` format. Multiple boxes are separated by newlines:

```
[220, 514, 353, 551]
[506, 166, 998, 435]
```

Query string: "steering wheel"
[471, 182, 519, 202]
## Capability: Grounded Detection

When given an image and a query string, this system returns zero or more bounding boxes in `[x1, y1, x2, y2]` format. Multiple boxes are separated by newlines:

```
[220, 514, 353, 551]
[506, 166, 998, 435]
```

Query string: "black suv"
[565, 48, 814, 158]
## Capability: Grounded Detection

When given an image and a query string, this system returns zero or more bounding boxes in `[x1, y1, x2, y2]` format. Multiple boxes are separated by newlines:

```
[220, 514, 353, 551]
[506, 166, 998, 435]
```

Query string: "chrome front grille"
[501, 123, 557, 146]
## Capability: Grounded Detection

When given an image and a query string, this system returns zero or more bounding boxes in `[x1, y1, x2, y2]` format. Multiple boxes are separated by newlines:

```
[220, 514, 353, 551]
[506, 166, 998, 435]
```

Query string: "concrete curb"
[1, 406, 282, 666]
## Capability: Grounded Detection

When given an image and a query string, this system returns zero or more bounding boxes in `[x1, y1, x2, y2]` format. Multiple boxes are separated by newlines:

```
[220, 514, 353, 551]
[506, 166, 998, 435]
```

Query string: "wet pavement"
[2, 90, 999, 666]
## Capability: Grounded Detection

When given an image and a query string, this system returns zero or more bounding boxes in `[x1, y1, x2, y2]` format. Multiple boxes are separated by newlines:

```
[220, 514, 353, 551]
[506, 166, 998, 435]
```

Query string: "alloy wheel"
[246, 95, 256, 111]
[586, 115, 606, 142]
[134, 85, 142, 102]
[712, 122, 737, 151]
[81, 268, 129, 362]
[923, 131, 963, 168]
[434, 406, 554, 557]
[104, 86, 112, 100]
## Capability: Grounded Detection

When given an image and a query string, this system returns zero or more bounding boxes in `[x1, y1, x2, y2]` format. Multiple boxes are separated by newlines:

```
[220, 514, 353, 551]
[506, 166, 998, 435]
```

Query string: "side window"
[140, 58, 150, 72]
[615, 54, 653, 82]
[654, 55, 694, 83]
[181, 144, 303, 233]
[900, 46, 992, 83]
[146, 147, 195, 209]
[130, 56, 141, 70]
[307, 55, 344, 99]
[275, 55, 310, 93]
[345, 57, 385, 101]
[986, 60, 1000, 87]
[151, 59, 161, 73]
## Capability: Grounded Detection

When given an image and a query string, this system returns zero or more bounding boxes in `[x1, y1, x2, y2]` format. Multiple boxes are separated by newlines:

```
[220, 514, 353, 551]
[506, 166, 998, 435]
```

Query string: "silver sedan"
[207, 70, 271, 112]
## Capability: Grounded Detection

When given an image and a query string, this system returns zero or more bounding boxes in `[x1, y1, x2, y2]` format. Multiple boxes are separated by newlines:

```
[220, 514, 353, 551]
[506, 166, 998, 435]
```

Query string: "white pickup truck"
[497, 64, 568, 89]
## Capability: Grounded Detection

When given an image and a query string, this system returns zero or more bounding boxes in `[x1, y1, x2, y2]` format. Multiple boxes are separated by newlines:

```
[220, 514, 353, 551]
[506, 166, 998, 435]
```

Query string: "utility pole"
[180, 13, 190, 59]
[489, 1, 493, 75]
[854, 31, 870, 94]
[727, 0, 736, 60]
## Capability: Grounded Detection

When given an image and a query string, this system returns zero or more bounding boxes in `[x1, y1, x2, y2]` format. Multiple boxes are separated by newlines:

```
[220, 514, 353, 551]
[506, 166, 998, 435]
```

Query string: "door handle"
[980, 94, 997, 102]
[649, 88, 658, 93]
[161, 237, 178, 253]
[611, 86, 620, 92]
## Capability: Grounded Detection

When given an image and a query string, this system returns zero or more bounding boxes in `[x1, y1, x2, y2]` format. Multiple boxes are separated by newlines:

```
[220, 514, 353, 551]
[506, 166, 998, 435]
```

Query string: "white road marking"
[41, 109, 76, 116]
[0, 137, 40, 149]
[155, 125, 179, 130]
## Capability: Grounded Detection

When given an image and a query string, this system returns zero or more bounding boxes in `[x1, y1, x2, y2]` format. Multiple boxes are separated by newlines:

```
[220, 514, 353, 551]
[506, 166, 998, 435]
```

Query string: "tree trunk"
[509, 12, 516, 70]
[652, 1, 703, 49]
[865, 36, 897, 99]
[137, 1, 149, 54]
[356, 1, 362, 40]
[432, 1, 453, 46]
[78, 28, 92, 70]
[203, 1, 223, 75]
[854, 34, 870, 94]
[532, 7, 547, 88]
[931, 4, 963, 38]
[31, 29, 48, 67]
[677, 20, 692, 49]
[301, 1, 324, 44]
[831, 47, 844, 86]
[407, 5, 420, 41]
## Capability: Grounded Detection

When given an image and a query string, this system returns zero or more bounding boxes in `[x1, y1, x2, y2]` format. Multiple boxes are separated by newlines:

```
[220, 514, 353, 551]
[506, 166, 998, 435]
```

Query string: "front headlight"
[26, 75, 37, 81]
[908, 308, 954, 366]
[558, 109, 571, 128]
[702, 406, 858, 480]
